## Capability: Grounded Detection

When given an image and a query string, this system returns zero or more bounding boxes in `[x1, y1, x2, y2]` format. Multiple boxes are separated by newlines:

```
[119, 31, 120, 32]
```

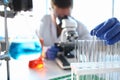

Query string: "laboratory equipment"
[0, 1, 40, 80]
[55, 16, 78, 69]
[8, 0, 33, 12]
[28, 56, 44, 70]
[0, 0, 33, 18]
[9, 37, 42, 60]
[0, 1, 13, 80]
[71, 62, 120, 80]
[28, 38, 44, 70]
[70, 39, 120, 80]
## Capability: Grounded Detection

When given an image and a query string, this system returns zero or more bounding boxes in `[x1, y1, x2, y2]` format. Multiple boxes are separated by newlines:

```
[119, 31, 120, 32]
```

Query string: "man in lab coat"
[35, 0, 91, 60]
[36, 0, 91, 46]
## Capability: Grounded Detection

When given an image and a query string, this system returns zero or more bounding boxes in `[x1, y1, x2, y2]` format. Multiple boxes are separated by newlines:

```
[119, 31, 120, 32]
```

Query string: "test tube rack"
[71, 62, 120, 80]
[71, 39, 120, 80]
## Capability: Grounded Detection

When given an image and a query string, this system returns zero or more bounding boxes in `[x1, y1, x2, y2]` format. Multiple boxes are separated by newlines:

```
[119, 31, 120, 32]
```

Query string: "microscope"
[55, 16, 78, 69]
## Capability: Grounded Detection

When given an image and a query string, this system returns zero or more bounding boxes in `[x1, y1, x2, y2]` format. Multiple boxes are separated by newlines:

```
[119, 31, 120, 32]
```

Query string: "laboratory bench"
[0, 58, 71, 80]
[0, 39, 71, 80]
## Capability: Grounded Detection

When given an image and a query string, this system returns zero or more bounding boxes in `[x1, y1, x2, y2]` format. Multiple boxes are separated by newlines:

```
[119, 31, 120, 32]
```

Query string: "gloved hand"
[90, 17, 120, 45]
[46, 45, 60, 60]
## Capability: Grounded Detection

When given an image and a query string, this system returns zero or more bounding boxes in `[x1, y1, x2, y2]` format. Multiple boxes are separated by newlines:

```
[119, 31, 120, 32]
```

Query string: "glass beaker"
[8, 36, 42, 61]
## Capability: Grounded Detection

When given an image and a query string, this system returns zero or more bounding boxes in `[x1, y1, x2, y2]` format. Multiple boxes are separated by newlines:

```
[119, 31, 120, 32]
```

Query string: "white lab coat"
[36, 15, 91, 46]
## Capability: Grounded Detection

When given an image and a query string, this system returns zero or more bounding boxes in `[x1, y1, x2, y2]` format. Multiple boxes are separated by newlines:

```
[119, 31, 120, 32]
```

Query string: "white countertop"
[0, 58, 71, 80]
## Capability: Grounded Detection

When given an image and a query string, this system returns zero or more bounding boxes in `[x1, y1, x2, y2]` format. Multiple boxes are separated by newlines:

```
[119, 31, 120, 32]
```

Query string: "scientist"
[36, 0, 120, 60]
[36, 0, 91, 60]
[36, 0, 91, 46]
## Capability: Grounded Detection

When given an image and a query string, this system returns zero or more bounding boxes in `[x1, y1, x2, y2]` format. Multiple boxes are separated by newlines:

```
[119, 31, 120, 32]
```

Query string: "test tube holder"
[0, 1, 11, 80]
[71, 62, 120, 80]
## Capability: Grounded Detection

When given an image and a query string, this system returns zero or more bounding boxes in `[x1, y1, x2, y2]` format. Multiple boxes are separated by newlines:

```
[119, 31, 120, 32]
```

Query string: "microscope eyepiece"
[56, 15, 69, 27]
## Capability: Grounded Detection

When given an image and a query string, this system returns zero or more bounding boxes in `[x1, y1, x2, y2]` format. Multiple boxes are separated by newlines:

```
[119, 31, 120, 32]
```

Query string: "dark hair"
[51, 0, 73, 8]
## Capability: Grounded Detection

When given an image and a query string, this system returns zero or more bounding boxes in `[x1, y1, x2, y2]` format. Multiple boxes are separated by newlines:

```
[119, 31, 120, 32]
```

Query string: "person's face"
[52, 6, 72, 18]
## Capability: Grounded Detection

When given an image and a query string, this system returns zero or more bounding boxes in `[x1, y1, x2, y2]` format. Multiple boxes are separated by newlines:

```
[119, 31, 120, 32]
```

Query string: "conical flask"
[8, 35, 42, 61]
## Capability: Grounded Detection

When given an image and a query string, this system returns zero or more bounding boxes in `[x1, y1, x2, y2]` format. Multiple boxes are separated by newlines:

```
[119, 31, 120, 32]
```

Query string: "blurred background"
[0, 0, 120, 38]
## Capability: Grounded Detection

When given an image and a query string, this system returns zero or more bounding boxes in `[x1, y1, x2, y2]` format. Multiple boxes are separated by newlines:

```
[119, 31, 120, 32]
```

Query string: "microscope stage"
[55, 54, 76, 70]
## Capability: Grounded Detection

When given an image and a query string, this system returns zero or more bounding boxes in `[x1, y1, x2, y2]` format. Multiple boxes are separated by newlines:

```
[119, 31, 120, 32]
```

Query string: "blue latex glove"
[46, 45, 60, 60]
[90, 17, 120, 45]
